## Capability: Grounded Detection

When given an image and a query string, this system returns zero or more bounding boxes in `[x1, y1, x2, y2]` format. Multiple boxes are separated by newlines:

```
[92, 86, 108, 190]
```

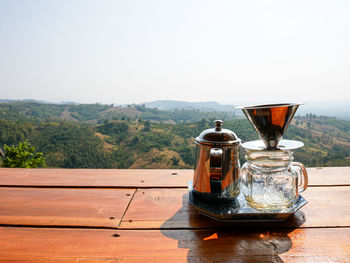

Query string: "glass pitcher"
[240, 148, 308, 210]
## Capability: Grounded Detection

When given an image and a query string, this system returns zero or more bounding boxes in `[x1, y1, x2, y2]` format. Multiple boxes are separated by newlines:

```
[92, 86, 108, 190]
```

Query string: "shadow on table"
[161, 193, 306, 263]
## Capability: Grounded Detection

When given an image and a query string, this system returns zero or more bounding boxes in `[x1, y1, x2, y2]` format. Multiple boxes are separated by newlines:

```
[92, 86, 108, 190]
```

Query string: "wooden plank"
[302, 187, 350, 227]
[0, 167, 349, 188]
[0, 227, 349, 262]
[0, 187, 135, 228]
[0, 168, 192, 187]
[120, 187, 350, 229]
[307, 167, 350, 186]
[120, 188, 200, 229]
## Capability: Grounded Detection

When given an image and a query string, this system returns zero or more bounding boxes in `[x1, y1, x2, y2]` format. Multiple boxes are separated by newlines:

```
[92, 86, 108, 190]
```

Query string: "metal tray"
[188, 181, 307, 222]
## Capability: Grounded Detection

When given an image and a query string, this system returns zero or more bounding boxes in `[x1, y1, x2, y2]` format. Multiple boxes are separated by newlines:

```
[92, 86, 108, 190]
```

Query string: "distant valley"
[2, 99, 349, 119]
[0, 100, 349, 168]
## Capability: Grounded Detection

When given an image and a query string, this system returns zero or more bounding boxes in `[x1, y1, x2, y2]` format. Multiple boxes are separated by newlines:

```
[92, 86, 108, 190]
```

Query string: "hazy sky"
[1, 0, 349, 105]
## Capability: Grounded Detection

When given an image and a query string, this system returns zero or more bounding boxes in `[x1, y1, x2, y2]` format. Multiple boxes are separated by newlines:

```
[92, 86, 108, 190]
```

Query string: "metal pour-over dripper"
[241, 103, 300, 149]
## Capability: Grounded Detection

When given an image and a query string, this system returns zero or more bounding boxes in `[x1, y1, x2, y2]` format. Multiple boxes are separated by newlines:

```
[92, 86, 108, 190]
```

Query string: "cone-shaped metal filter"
[240, 103, 300, 149]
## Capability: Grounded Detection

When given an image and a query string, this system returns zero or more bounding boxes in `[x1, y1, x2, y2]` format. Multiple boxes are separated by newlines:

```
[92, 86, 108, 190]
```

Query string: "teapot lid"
[195, 120, 241, 146]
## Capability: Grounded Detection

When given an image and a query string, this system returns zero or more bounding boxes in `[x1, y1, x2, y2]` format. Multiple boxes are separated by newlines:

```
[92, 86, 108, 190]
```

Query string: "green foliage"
[0, 101, 237, 124]
[284, 116, 350, 167]
[177, 146, 195, 165]
[140, 107, 236, 123]
[143, 120, 151, 132]
[171, 156, 179, 166]
[2, 140, 46, 168]
[112, 148, 135, 168]
[34, 122, 116, 168]
[1, 101, 350, 169]
[131, 130, 171, 152]
[223, 119, 259, 142]
[0, 119, 36, 146]
[68, 104, 111, 121]
[96, 121, 129, 137]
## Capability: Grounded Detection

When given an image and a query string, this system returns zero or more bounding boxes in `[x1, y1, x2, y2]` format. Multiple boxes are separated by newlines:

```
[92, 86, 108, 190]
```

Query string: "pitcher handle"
[210, 148, 223, 194]
[292, 162, 308, 193]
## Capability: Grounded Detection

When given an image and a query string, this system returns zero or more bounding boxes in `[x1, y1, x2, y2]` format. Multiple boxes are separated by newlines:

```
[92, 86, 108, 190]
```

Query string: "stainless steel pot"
[193, 120, 241, 200]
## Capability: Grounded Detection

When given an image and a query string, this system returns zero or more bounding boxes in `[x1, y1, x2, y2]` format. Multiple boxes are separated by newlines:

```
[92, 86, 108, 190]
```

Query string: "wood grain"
[0, 187, 135, 228]
[307, 166, 350, 186]
[0, 168, 192, 187]
[0, 167, 350, 262]
[0, 167, 349, 188]
[120, 187, 350, 229]
[1, 227, 349, 262]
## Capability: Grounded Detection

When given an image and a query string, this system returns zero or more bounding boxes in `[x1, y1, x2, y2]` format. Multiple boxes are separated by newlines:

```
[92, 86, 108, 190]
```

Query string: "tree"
[171, 156, 179, 166]
[143, 120, 151, 132]
[2, 140, 46, 168]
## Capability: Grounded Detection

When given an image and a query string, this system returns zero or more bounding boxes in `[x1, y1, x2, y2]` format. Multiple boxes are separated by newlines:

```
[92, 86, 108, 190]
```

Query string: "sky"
[0, 0, 349, 105]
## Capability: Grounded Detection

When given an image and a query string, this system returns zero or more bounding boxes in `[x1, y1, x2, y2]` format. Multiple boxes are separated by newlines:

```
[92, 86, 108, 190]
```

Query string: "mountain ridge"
[1, 99, 349, 120]
[143, 100, 236, 112]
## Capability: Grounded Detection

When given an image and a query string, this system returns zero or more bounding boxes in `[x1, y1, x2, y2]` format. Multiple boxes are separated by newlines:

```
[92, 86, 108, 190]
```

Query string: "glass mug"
[240, 149, 308, 210]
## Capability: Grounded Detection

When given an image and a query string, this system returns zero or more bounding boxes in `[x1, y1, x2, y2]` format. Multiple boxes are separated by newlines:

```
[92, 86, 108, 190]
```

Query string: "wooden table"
[1, 167, 350, 262]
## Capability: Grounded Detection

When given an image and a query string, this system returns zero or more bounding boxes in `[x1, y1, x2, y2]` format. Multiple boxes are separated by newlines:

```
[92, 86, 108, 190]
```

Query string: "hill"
[0, 101, 237, 124]
[0, 101, 350, 168]
[143, 100, 236, 112]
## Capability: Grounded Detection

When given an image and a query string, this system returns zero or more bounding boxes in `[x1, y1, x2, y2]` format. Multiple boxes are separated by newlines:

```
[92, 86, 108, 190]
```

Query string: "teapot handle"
[292, 162, 308, 193]
[209, 148, 223, 194]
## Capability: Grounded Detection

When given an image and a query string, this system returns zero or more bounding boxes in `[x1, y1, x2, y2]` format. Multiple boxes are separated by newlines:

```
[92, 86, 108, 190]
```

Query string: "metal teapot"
[193, 120, 241, 200]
